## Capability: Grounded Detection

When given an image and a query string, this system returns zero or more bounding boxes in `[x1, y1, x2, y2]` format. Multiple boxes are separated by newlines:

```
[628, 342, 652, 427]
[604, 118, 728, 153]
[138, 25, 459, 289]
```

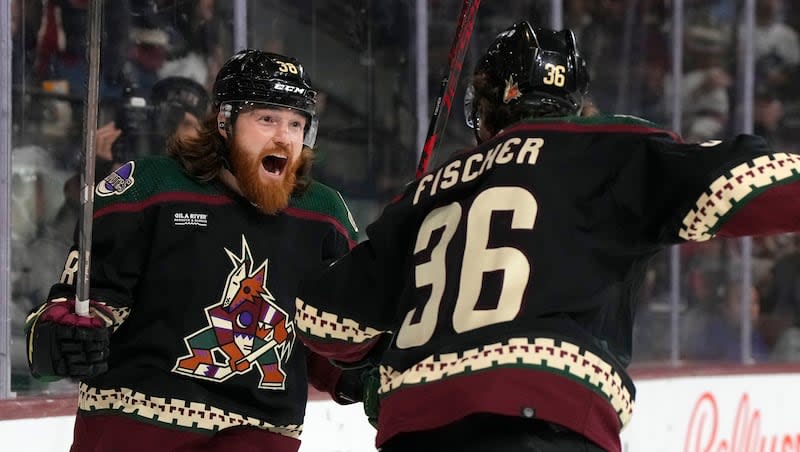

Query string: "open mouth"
[261, 155, 288, 176]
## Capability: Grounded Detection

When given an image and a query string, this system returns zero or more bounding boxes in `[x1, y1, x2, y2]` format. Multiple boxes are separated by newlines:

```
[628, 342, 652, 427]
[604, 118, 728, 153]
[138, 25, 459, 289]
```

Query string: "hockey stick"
[213, 323, 293, 379]
[415, 0, 481, 179]
[75, 0, 104, 317]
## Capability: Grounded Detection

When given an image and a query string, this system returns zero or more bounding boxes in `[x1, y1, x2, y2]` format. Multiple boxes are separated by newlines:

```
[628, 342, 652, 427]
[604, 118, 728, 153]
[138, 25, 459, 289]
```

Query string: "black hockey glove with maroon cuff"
[26, 298, 114, 380]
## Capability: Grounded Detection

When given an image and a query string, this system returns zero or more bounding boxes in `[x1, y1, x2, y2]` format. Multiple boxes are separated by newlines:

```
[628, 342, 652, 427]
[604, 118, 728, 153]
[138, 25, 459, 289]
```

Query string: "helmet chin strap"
[473, 125, 484, 144]
[470, 103, 484, 144]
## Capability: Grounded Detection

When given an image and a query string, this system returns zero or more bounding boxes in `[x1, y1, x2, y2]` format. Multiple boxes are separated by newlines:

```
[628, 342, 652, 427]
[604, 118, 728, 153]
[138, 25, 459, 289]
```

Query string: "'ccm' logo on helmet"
[274, 82, 306, 94]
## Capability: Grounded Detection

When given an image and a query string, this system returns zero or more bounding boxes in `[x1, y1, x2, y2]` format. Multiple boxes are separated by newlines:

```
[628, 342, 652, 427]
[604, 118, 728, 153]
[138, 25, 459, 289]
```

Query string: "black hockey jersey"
[46, 156, 359, 449]
[295, 115, 800, 452]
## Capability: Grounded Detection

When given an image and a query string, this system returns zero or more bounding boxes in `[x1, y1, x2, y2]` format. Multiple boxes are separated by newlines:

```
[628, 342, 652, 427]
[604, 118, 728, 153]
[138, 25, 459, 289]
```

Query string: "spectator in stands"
[632, 258, 686, 362]
[754, 0, 800, 94]
[125, 9, 174, 94]
[683, 280, 770, 362]
[682, 239, 738, 308]
[754, 83, 785, 146]
[679, 23, 732, 142]
[34, 0, 130, 99]
[156, 0, 231, 91]
[637, 36, 670, 127]
[770, 323, 800, 362]
[754, 0, 800, 150]
[579, 0, 628, 111]
[759, 245, 800, 359]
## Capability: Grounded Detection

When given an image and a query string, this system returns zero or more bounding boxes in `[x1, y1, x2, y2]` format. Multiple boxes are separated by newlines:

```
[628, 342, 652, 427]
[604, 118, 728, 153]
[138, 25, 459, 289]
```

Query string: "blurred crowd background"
[5, 0, 800, 396]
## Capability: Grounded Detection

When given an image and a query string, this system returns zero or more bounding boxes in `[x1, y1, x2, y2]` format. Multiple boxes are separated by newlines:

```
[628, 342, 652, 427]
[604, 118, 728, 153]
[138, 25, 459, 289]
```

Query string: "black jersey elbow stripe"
[680, 153, 800, 241]
[93, 191, 233, 220]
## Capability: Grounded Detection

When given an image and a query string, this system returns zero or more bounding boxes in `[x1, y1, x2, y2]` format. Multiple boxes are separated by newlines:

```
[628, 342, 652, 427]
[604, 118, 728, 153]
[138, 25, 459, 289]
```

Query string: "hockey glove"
[333, 365, 381, 428]
[26, 298, 114, 380]
[334, 367, 366, 405]
[361, 366, 381, 429]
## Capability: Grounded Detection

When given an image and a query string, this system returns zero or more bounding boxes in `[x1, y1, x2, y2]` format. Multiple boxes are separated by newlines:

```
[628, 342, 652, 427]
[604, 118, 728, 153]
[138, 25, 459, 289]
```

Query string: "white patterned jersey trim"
[378, 337, 634, 428]
[679, 153, 800, 241]
[295, 298, 383, 342]
[295, 297, 634, 428]
[78, 383, 303, 438]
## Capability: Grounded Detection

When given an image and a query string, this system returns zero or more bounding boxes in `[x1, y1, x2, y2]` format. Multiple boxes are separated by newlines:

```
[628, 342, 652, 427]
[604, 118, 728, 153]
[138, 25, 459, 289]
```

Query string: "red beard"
[229, 140, 300, 215]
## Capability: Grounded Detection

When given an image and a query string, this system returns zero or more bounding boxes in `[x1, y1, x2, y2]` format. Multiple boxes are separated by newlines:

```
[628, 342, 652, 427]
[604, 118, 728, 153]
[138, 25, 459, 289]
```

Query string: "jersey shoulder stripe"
[506, 114, 680, 141]
[93, 156, 230, 217]
[288, 182, 359, 244]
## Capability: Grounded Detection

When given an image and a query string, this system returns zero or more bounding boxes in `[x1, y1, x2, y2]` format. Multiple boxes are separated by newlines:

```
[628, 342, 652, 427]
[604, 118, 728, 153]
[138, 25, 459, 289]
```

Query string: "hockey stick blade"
[415, 0, 481, 179]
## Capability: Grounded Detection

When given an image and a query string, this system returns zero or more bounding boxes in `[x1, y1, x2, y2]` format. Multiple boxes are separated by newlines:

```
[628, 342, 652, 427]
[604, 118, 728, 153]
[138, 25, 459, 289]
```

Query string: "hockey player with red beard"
[294, 20, 800, 452]
[25, 49, 364, 452]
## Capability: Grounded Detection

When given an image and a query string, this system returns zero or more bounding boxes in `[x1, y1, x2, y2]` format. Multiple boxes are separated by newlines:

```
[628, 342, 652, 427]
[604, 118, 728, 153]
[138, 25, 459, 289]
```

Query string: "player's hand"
[333, 365, 380, 428]
[96, 121, 122, 162]
[232, 357, 252, 372]
[273, 318, 289, 343]
[26, 298, 114, 379]
[361, 367, 380, 428]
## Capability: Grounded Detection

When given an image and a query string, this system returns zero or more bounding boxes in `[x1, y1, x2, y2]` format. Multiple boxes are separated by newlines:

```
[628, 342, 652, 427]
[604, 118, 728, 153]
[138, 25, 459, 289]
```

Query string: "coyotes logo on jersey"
[173, 236, 295, 390]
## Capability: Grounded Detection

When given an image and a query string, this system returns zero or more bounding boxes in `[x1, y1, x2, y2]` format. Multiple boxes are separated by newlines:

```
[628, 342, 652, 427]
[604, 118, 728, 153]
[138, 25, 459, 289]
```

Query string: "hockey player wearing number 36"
[25, 49, 365, 452]
[294, 19, 800, 452]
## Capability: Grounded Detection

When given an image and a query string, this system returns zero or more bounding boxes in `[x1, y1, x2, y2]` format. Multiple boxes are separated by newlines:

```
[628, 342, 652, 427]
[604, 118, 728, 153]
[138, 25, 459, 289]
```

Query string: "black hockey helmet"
[213, 49, 319, 148]
[466, 20, 589, 130]
[151, 76, 210, 122]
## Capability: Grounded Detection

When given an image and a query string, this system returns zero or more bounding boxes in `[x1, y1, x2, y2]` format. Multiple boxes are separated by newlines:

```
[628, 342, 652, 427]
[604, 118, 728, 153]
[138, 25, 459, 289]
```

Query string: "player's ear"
[217, 111, 228, 139]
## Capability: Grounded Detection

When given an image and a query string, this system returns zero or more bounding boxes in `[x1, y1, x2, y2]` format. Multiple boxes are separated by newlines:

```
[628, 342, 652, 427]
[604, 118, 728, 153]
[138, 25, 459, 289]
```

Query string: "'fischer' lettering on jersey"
[413, 137, 544, 205]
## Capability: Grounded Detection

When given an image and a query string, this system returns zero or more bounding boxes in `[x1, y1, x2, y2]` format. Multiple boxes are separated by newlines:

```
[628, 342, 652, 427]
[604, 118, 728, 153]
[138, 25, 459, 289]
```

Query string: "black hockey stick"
[76, 0, 104, 317]
[415, 0, 481, 179]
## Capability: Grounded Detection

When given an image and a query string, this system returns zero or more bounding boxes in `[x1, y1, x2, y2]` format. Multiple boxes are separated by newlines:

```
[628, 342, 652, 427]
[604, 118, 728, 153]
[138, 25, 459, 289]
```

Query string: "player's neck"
[219, 168, 244, 197]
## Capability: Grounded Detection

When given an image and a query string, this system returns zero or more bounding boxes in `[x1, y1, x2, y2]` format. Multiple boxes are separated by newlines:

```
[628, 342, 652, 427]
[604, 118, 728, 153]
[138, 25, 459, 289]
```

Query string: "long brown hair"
[167, 114, 315, 193]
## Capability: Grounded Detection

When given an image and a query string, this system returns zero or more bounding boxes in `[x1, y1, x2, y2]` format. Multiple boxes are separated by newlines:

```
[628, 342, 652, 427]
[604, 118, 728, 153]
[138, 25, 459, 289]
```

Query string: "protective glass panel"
[8, 0, 233, 395]
[747, 0, 800, 364]
[6, 0, 796, 402]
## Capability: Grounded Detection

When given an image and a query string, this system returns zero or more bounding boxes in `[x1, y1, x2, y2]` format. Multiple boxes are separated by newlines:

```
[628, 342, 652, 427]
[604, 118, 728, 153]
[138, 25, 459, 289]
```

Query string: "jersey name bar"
[413, 137, 544, 205]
